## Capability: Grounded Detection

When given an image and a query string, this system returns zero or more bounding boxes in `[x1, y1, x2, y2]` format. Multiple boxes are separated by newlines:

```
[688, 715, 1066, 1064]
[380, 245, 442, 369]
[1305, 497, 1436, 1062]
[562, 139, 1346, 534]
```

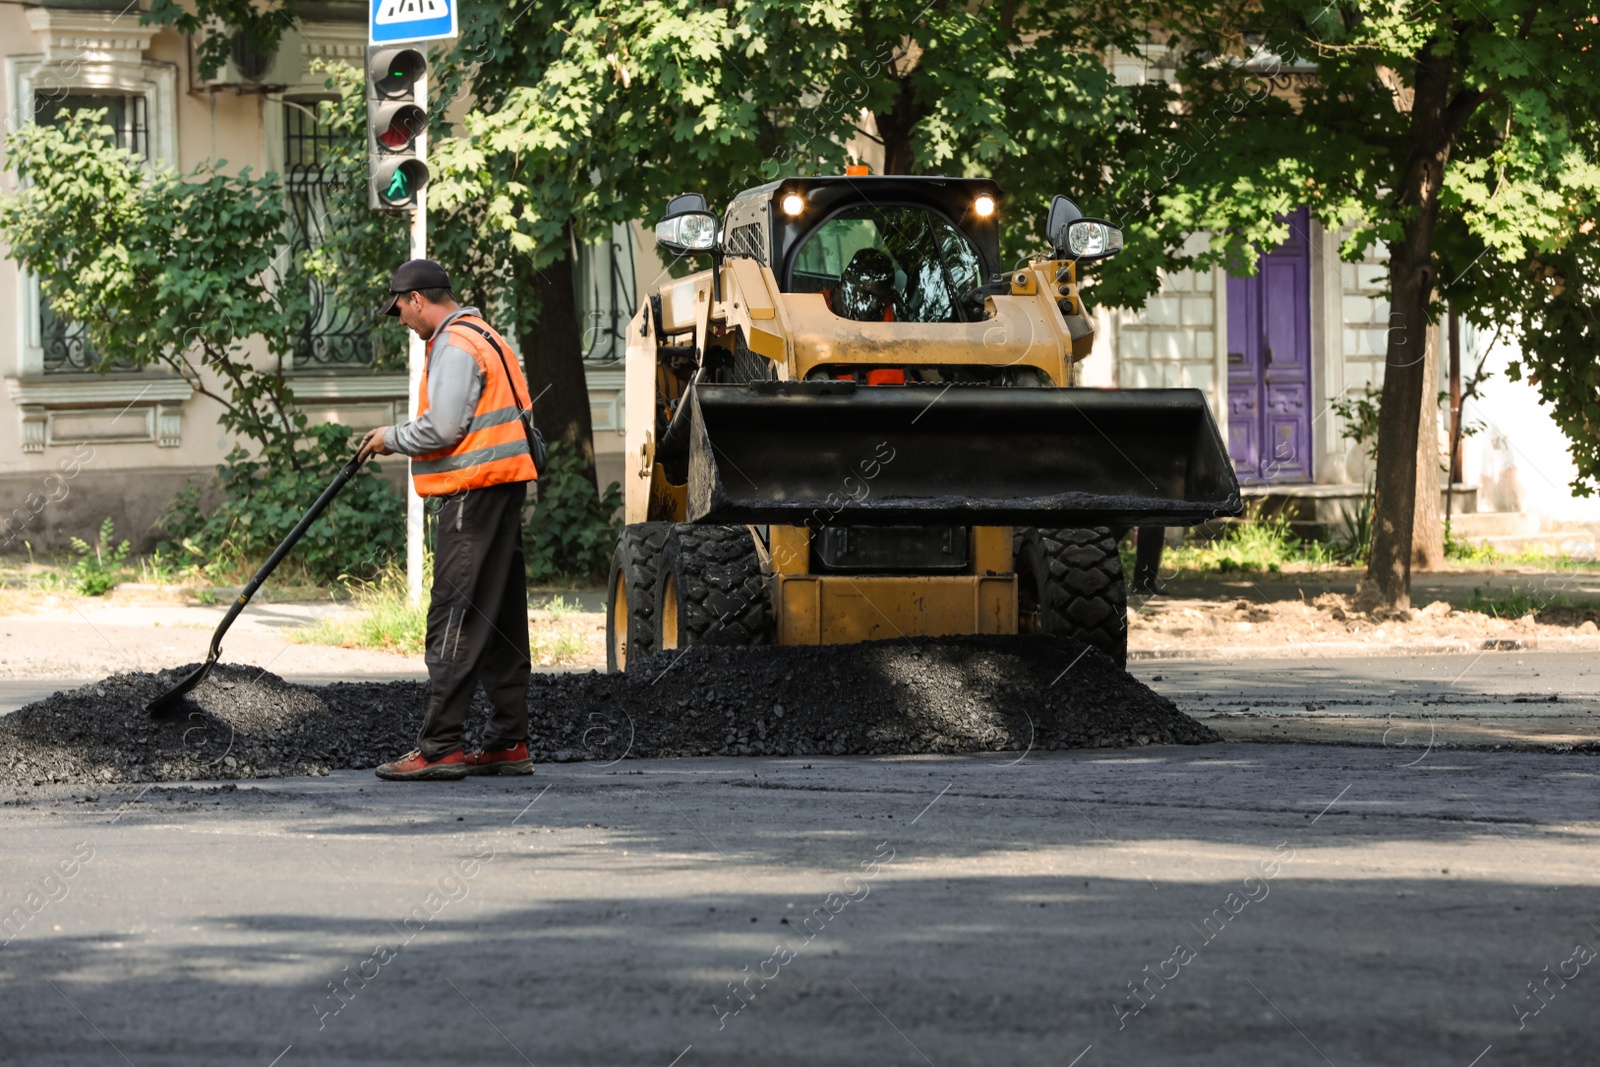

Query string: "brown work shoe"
[375, 749, 468, 781]
[465, 741, 534, 776]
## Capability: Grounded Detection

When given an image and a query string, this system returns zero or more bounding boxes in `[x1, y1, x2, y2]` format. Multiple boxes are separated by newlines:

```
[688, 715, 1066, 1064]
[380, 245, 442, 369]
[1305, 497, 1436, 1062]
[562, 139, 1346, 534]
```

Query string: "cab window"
[788, 205, 983, 324]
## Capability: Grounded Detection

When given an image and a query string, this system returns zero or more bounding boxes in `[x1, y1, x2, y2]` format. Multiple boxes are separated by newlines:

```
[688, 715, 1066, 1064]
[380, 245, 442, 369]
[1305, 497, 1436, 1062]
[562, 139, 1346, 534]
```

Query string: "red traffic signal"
[373, 102, 426, 152]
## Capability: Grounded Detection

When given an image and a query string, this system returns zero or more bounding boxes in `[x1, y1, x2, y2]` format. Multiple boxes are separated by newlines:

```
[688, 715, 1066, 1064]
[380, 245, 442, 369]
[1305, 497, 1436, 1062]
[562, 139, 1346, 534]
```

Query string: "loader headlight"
[1061, 218, 1124, 261]
[781, 193, 806, 217]
[654, 209, 720, 254]
[973, 194, 995, 218]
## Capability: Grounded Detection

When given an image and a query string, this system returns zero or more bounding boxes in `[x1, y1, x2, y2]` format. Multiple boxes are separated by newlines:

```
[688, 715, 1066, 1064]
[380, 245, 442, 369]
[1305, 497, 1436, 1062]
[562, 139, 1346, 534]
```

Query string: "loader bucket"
[684, 381, 1242, 528]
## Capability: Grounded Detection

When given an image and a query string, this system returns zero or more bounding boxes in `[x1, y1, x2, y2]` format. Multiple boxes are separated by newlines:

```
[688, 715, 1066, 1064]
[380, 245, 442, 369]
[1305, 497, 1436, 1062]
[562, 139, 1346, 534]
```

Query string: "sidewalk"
[0, 590, 607, 685]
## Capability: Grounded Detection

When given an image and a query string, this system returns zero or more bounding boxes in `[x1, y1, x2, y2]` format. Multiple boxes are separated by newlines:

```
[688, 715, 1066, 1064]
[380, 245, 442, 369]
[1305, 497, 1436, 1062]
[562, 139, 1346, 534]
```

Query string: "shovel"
[146, 451, 371, 715]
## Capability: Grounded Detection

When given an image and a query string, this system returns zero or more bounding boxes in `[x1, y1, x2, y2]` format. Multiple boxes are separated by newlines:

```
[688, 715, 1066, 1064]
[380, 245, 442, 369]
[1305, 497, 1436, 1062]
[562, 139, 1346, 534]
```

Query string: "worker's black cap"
[378, 259, 453, 317]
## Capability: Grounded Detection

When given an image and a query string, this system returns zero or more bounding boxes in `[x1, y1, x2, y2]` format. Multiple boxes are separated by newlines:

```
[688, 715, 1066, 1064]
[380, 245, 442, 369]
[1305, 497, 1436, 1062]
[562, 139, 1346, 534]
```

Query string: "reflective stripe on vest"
[410, 317, 539, 498]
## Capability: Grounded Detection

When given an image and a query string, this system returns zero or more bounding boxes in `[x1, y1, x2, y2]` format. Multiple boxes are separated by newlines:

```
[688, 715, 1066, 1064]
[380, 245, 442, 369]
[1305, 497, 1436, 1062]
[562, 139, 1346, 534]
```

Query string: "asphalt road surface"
[2, 741, 1597, 1066]
[1129, 650, 1600, 749]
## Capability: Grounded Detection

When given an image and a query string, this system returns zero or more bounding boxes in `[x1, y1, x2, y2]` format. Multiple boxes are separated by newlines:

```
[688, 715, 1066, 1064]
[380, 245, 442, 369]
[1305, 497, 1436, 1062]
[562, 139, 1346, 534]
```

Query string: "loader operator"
[833, 248, 898, 321]
[356, 259, 540, 782]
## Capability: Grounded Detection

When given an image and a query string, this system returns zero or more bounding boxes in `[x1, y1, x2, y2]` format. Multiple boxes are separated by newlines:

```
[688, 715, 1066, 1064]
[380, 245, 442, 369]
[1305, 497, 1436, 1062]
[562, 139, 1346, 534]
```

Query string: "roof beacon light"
[973, 194, 996, 218]
[781, 192, 806, 217]
[844, 164, 870, 176]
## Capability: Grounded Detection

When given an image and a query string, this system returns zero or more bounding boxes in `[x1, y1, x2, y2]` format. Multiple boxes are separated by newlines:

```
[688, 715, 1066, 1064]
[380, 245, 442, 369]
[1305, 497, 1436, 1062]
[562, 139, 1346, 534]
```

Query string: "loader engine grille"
[725, 222, 767, 266]
[812, 525, 971, 574]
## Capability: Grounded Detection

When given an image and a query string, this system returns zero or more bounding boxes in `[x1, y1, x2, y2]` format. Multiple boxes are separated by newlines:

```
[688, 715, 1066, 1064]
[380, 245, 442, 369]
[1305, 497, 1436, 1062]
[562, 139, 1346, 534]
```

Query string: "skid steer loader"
[606, 175, 1240, 672]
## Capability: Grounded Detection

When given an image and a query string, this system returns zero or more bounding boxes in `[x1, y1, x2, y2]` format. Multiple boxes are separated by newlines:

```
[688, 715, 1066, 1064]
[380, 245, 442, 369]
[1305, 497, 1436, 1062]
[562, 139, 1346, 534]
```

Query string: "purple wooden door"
[1227, 209, 1313, 484]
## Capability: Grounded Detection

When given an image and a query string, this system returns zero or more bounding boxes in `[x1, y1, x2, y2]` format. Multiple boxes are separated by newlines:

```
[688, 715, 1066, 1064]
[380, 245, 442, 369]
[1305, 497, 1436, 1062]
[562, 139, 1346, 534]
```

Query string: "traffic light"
[367, 45, 429, 210]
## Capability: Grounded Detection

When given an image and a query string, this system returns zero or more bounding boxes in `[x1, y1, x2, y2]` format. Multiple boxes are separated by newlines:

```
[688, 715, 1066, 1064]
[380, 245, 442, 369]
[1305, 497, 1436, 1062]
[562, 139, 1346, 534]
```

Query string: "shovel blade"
[144, 656, 217, 716]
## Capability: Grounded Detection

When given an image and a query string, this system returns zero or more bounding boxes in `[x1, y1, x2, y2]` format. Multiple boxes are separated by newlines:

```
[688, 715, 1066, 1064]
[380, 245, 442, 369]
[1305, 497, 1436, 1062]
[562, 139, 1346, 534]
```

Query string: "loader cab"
[773, 178, 1001, 315]
[721, 176, 1003, 321]
[788, 204, 986, 324]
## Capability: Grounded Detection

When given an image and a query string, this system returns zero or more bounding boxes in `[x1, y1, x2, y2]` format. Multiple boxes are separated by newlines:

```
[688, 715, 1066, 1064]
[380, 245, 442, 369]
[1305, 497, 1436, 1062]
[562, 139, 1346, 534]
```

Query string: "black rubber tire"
[656, 524, 770, 650]
[1014, 526, 1127, 667]
[606, 522, 672, 672]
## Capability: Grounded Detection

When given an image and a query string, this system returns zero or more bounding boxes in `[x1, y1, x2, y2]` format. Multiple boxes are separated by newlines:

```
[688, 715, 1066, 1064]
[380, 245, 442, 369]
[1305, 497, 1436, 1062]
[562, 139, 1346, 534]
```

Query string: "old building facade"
[0, 2, 636, 553]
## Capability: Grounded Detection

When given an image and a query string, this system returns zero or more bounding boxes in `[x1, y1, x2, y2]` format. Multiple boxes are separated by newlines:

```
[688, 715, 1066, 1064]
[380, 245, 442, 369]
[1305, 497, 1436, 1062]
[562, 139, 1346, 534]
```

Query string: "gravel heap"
[0, 636, 1217, 789]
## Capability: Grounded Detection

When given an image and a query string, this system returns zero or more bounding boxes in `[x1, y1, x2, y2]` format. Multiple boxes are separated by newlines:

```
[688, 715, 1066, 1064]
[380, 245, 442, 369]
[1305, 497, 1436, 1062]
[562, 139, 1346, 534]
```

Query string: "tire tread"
[661, 524, 770, 646]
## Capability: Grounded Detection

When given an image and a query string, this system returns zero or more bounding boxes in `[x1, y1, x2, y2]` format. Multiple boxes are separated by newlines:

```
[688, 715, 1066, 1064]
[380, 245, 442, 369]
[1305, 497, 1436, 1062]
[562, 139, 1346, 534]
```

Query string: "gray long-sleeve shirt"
[383, 307, 487, 457]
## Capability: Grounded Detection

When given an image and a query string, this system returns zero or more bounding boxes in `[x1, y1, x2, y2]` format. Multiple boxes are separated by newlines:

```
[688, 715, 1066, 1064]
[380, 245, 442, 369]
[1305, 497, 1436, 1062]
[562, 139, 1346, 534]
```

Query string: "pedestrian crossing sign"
[370, 0, 456, 45]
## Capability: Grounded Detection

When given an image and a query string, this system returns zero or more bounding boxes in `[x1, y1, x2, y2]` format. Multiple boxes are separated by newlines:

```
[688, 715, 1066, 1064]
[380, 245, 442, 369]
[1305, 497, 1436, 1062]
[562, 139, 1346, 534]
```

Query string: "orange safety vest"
[409, 315, 540, 498]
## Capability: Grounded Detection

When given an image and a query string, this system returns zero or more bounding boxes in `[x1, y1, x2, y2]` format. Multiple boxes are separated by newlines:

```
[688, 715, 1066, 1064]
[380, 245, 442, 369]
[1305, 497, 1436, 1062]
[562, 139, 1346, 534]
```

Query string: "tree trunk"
[1356, 49, 1458, 611]
[875, 78, 927, 175]
[1412, 322, 1444, 570]
[514, 238, 598, 492]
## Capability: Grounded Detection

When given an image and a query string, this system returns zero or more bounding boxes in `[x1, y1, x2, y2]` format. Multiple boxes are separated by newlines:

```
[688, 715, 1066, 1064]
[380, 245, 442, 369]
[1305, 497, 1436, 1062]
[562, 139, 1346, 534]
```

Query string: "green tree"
[1140, 0, 1600, 608]
[0, 110, 305, 454]
[0, 110, 403, 580]
[142, 0, 1175, 492]
[429, 0, 1168, 474]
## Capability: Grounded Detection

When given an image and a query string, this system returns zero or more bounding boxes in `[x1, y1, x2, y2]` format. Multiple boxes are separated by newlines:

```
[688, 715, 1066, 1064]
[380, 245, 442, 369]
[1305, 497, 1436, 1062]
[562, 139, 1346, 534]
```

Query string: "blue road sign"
[370, 0, 456, 45]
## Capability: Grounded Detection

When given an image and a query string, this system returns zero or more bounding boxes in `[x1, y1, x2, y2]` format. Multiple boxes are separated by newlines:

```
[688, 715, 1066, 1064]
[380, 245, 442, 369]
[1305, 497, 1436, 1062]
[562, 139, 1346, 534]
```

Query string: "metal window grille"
[283, 99, 375, 367]
[576, 228, 638, 366]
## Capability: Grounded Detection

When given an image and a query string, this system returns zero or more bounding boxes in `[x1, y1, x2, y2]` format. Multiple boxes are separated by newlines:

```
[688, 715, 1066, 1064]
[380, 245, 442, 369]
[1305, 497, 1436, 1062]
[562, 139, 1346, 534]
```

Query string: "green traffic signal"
[374, 158, 429, 207]
[369, 46, 425, 98]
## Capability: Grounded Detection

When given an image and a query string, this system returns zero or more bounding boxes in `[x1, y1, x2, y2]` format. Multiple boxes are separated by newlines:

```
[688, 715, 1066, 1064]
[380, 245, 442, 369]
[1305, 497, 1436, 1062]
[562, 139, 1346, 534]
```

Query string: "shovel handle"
[206, 452, 368, 660]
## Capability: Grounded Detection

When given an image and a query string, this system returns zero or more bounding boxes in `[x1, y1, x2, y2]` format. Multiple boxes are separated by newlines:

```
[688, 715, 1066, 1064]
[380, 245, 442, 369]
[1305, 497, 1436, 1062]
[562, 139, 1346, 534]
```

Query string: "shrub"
[1335, 485, 1376, 564]
[524, 442, 622, 584]
[69, 517, 131, 596]
[161, 423, 403, 585]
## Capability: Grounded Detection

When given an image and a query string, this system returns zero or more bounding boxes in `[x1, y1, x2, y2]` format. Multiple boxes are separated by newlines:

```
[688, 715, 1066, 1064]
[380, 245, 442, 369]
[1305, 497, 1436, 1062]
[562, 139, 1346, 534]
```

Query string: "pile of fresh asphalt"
[0, 635, 1217, 789]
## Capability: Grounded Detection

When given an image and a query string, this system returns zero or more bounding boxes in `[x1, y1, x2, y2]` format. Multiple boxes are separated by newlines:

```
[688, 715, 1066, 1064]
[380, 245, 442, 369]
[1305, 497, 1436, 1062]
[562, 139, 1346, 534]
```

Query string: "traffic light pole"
[406, 70, 428, 606]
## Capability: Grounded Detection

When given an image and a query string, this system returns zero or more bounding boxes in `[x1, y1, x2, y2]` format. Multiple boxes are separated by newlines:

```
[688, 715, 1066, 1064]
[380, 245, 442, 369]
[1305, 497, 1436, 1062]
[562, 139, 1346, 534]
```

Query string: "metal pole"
[406, 71, 428, 605]
[1447, 305, 1462, 483]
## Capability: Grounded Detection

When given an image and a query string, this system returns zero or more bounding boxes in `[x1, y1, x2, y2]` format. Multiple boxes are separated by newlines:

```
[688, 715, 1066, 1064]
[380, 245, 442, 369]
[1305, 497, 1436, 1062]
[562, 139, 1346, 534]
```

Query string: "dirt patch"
[0, 635, 1215, 789]
[1128, 591, 1600, 655]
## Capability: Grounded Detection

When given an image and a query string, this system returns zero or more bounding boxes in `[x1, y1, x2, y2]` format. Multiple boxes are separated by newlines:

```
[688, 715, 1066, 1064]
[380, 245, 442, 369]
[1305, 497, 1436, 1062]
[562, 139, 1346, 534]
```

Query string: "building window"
[34, 92, 149, 157]
[576, 224, 638, 366]
[283, 99, 375, 368]
[33, 92, 149, 374]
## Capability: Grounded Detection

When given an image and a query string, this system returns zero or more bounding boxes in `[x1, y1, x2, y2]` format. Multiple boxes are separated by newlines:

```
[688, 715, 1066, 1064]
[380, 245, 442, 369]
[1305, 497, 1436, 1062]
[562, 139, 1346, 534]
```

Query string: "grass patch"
[1, 542, 333, 606]
[293, 566, 593, 665]
[528, 595, 591, 666]
[1157, 508, 1341, 576]
[1465, 590, 1544, 619]
[1148, 512, 1600, 580]
[297, 565, 429, 655]
[1444, 526, 1600, 570]
[1463, 584, 1600, 625]
[1443, 522, 1499, 565]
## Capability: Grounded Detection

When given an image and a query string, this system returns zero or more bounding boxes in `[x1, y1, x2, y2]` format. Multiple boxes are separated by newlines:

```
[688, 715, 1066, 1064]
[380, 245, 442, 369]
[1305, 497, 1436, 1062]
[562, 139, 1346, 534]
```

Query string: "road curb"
[1128, 635, 1600, 661]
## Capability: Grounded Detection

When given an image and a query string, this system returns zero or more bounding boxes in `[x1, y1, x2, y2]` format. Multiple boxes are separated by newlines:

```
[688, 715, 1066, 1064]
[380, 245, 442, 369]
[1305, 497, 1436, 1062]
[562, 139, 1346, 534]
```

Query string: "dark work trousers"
[416, 480, 532, 760]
